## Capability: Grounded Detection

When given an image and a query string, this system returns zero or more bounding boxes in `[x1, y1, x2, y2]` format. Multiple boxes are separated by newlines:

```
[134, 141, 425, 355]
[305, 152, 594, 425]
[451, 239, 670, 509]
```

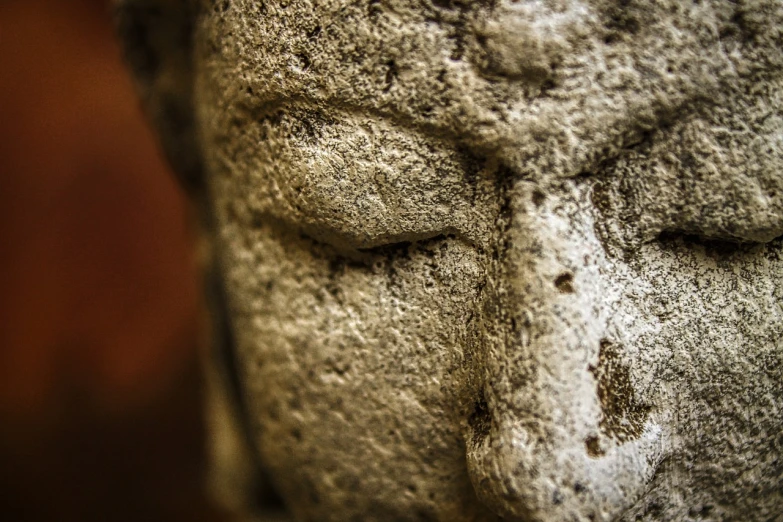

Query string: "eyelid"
[243, 104, 500, 253]
[300, 221, 463, 253]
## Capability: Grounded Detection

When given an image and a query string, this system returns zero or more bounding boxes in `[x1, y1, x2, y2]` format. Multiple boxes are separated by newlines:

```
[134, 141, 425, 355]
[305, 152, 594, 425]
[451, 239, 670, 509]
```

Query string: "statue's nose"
[465, 180, 662, 522]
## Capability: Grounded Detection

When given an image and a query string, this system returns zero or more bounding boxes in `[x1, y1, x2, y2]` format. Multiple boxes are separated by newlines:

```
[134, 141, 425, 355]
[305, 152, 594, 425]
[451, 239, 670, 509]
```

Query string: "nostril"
[468, 396, 492, 448]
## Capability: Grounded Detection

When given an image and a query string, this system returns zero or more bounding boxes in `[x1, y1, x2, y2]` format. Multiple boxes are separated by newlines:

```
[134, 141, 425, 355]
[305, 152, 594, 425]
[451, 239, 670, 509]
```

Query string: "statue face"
[190, 1, 782, 520]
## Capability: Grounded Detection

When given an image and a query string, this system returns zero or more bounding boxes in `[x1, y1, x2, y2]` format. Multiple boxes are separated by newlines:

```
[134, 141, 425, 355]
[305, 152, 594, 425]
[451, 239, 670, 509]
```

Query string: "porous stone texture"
[116, 0, 783, 520]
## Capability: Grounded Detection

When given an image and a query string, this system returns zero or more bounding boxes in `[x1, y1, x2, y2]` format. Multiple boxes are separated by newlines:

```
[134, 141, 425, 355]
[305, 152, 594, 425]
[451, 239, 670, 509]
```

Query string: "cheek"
[220, 220, 494, 518]
[620, 237, 783, 452]
[594, 234, 783, 517]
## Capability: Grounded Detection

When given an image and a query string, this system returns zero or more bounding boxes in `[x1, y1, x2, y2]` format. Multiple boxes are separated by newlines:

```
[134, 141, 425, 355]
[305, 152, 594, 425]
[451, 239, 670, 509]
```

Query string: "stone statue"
[114, 1, 783, 520]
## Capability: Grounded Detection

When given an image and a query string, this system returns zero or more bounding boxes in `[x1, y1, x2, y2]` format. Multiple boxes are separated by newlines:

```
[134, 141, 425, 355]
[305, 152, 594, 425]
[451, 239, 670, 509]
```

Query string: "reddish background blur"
[0, 0, 222, 520]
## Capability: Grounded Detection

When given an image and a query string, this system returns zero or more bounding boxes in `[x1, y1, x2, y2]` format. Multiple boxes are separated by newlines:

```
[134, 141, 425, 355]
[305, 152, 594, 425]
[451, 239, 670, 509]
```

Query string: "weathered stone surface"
[117, 0, 783, 520]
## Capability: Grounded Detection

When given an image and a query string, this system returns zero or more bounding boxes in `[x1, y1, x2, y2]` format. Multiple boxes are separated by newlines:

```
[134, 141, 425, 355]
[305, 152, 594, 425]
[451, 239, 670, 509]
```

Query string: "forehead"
[194, 0, 783, 246]
[195, 0, 753, 179]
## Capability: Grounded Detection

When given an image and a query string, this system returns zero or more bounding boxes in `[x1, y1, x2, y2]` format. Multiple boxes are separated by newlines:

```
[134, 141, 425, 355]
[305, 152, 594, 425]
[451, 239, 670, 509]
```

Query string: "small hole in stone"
[384, 59, 398, 91]
[307, 25, 322, 39]
[295, 53, 311, 71]
[539, 78, 557, 95]
[250, 211, 263, 228]
[432, 0, 455, 9]
[417, 510, 437, 522]
[688, 504, 714, 517]
[585, 436, 605, 458]
[368, 0, 382, 16]
[531, 189, 546, 207]
[468, 396, 491, 446]
[554, 272, 575, 294]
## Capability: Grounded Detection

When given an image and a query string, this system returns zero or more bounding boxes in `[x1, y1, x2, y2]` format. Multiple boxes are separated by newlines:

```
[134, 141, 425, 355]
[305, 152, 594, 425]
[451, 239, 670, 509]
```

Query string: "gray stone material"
[116, 1, 783, 520]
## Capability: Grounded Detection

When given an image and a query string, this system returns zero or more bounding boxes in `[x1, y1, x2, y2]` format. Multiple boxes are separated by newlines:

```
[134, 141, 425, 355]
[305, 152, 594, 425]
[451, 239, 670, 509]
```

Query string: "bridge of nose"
[466, 179, 662, 521]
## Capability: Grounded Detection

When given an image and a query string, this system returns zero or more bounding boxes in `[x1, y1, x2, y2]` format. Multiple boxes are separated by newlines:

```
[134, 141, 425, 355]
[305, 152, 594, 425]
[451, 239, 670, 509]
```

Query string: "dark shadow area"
[0, 1, 227, 520]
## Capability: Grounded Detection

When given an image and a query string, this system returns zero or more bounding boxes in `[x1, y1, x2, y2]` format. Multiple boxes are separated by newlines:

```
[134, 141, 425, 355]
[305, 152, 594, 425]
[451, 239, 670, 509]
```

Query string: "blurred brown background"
[0, 0, 221, 520]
